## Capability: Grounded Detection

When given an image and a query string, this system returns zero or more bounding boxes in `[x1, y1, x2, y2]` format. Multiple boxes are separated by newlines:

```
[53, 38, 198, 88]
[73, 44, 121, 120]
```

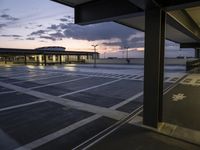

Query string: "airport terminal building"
[0, 46, 99, 65]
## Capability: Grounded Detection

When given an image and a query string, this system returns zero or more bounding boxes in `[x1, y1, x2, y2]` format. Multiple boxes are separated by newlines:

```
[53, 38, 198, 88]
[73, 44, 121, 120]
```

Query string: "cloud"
[60, 15, 74, 23]
[0, 14, 19, 21]
[47, 24, 59, 30]
[30, 30, 47, 36]
[28, 16, 179, 52]
[26, 37, 35, 40]
[50, 32, 65, 39]
[60, 18, 68, 22]
[0, 23, 7, 28]
[0, 34, 22, 38]
[40, 35, 57, 41]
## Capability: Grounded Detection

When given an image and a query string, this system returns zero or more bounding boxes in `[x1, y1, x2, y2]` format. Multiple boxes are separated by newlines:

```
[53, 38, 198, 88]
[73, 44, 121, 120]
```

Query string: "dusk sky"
[0, 0, 194, 58]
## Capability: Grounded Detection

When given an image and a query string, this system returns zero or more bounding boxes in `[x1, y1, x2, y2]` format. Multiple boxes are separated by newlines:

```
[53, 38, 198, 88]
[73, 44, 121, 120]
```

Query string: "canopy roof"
[52, 0, 200, 45]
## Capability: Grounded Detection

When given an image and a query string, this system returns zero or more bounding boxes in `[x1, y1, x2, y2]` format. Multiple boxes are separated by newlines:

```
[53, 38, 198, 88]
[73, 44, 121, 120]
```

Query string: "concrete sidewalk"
[87, 124, 200, 150]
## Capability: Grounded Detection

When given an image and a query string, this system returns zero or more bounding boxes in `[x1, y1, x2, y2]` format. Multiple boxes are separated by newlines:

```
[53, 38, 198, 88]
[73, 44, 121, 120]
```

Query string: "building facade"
[0, 46, 99, 65]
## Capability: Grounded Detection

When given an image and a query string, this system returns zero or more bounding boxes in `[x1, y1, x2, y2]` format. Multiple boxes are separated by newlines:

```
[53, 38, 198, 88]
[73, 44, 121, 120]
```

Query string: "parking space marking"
[12, 73, 67, 84]
[29, 76, 90, 90]
[0, 72, 57, 82]
[110, 92, 143, 109]
[0, 81, 128, 120]
[15, 114, 101, 150]
[0, 69, 145, 150]
[0, 99, 47, 112]
[59, 78, 122, 97]
[15, 92, 143, 150]
[0, 72, 32, 78]
[72, 106, 143, 150]
[0, 90, 16, 95]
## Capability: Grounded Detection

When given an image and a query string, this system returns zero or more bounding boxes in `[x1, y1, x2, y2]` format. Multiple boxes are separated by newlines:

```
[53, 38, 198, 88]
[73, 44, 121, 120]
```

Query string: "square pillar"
[143, 7, 166, 128]
[24, 55, 27, 65]
[59, 55, 62, 64]
[53, 55, 56, 63]
[77, 55, 80, 62]
[5, 56, 7, 64]
[195, 48, 200, 58]
[44, 54, 47, 66]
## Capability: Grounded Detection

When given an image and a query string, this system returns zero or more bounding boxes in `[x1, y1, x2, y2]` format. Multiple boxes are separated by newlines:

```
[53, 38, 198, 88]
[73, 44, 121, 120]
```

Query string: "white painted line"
[12, 73, 67, 84]
[129, 115, 143, 124]
[15, 114, 101, 150]
[164, 74, 188, 95]
[73, 106, 143, 150]
[82, 109, 143, 150]
[0, 100, 47, 112]
[0, 72, 31, 78]
[0, 90, 16, 95]
[110, 92, 143, 110]
[59, 79, 122, 97]
[14, 92, 143, 150]
[0, 72, 146, 149]
[0, 81, 128, 120]
[0, 72, 54, 82]
[29, 76, 90, 90]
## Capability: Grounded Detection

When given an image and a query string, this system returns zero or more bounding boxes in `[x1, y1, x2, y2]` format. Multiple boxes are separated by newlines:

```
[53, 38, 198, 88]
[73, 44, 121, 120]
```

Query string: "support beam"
[75, 0, 142, 25]
[155, 0, 200, 10]
[167, 10, 200, 42]
[59, 55, 62, 64]
[36, 56, 39, 65]
[195, 48, 200, 58]
[77, 55, 80, 62]
[4, 56, 7, 64]
[24, 55, 27, 65]
[180, 43, 200, 48]
[44, 54, 47, 66]
[143, 6, 166, 128]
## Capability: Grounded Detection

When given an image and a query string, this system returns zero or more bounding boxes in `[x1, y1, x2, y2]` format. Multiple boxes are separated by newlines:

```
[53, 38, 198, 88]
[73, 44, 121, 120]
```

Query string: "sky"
[0, 0, 194, 58]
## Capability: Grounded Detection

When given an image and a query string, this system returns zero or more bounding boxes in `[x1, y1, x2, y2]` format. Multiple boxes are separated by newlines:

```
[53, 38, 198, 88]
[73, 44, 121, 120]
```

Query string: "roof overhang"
[52, 0, 200, 45]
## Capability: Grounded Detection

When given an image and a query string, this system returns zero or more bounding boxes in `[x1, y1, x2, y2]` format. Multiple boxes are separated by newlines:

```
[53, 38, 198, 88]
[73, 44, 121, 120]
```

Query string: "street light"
[124, 46, 129, 64]
[124, 46, 129, 59]
[92, 44, 98, 68]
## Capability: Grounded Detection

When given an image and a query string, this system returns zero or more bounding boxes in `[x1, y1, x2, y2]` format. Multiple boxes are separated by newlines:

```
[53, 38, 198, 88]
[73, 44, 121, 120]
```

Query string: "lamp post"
[92, 44, 98, 68]
[124, 46, 129, 59]
[124, 46, 129, 64]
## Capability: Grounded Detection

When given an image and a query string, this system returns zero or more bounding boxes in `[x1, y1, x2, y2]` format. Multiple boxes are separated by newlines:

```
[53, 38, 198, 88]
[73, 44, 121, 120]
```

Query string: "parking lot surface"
[0, 64, 195, 150]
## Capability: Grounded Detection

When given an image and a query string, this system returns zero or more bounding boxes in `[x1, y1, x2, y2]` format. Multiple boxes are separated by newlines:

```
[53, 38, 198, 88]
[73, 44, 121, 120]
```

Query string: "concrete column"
[195, 48, 200, 58]
[35, 55, 39, 65]
[77, 55, 80, 62]
[53, 55, 56, 63]
[44, 54, 47, 66]
[67, 55, 69, 62]
[143, 7, 166, 128]
[59, 55, 62, 64]
[4, 56, 7, 64]
[39, 55, 42, 63]
[24, 55, 27, 65]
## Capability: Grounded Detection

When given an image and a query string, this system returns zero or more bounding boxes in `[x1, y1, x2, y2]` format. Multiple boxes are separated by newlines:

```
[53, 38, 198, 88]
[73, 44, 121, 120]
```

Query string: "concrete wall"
[86, 58, 188, 65]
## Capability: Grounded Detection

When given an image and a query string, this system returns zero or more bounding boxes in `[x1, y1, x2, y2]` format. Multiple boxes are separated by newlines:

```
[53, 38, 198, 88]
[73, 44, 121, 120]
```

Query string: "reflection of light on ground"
[26, 65, 35, 69]
[64, 66, 77, 72]
[4, 65, 12, 67]
[38, 66, 45, 69]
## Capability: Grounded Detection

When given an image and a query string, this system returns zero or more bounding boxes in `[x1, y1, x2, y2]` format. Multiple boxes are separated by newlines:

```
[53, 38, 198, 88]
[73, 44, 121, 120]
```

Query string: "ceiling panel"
[117, 15, 196, 43]
[53, 0, 94, 7]
[186, 6, 200, 28]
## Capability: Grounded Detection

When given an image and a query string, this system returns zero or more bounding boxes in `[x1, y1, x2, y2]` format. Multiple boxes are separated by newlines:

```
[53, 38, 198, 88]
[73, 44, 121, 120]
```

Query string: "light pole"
[124, 46, 129, 59]
[92, 44, 98, 68]
[124, 46, 129, 64]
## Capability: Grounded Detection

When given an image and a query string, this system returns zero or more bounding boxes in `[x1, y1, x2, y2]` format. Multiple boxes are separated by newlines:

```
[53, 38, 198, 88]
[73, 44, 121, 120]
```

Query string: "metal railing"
[186, 59, 200, 71]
